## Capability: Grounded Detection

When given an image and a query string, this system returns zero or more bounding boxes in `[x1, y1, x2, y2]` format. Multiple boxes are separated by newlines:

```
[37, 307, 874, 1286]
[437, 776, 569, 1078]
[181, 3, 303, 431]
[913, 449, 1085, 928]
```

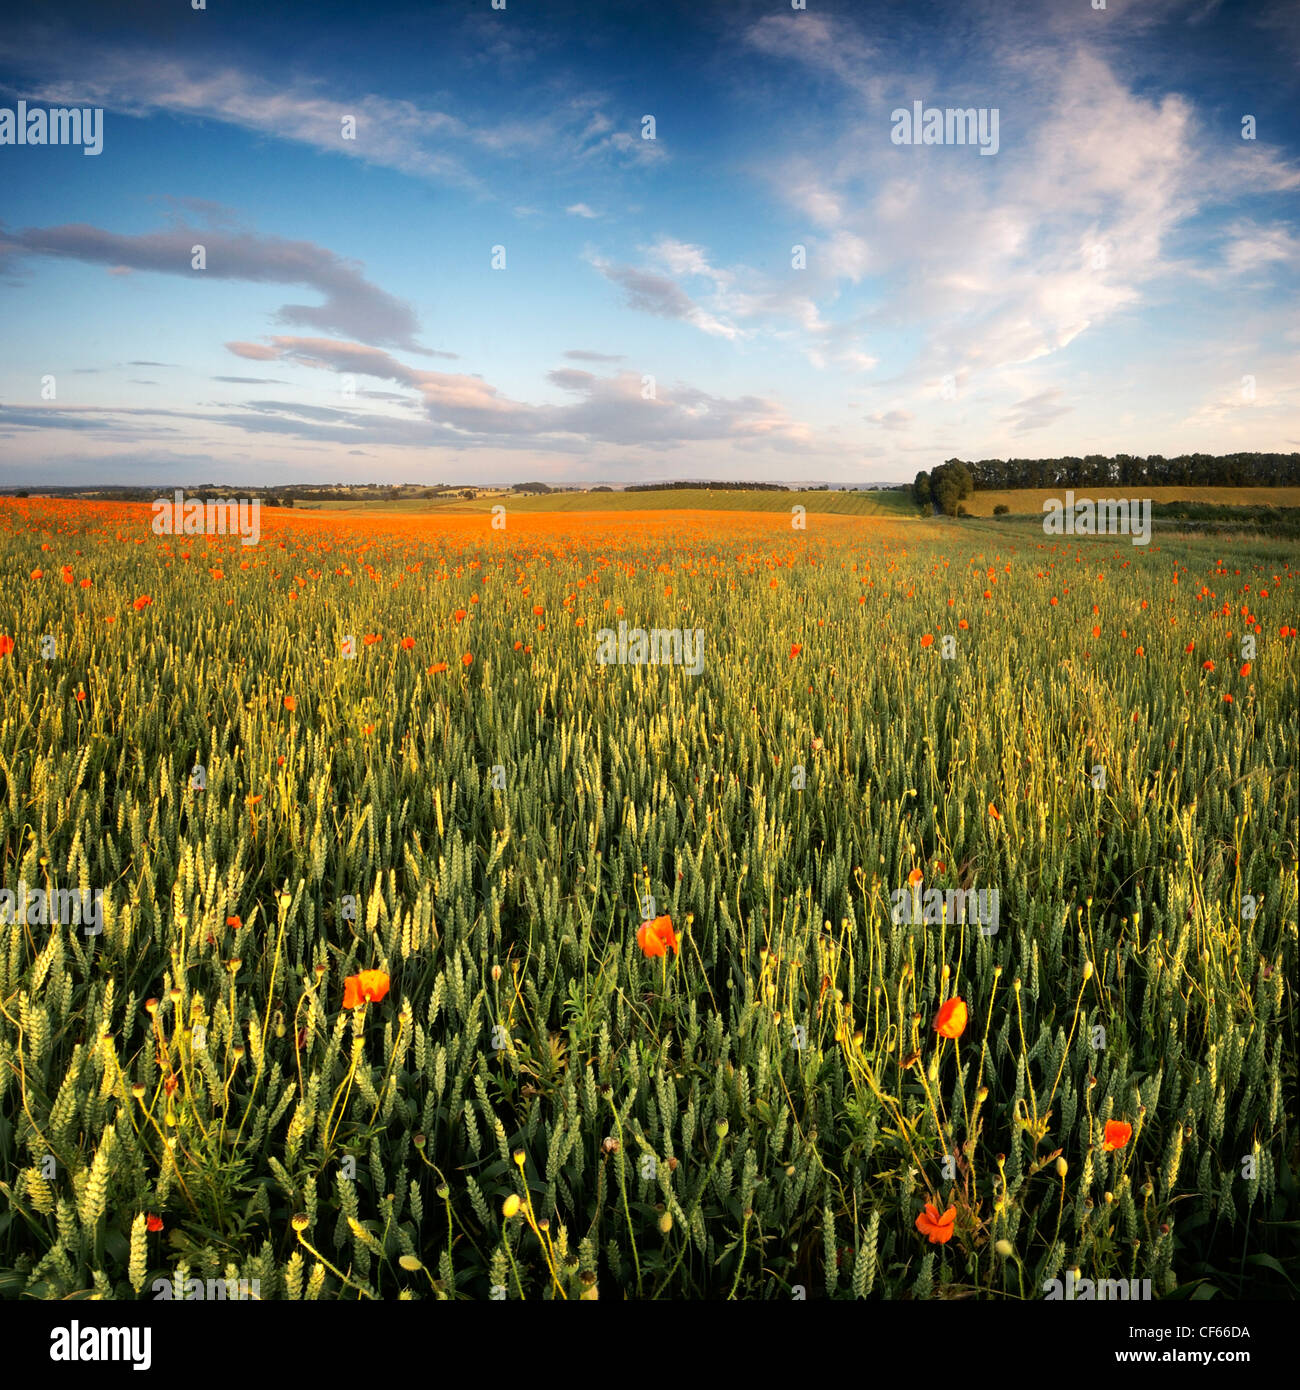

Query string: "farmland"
[0, 496, 1295, 1301]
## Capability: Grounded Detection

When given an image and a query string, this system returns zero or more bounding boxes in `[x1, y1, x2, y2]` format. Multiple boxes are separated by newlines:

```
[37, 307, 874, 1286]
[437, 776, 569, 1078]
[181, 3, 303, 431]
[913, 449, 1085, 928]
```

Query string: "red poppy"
[636, 914, 679, 958]
[146, 1214, 164, 1233]
[342, 970, 391, 1009]
[915, 1202, 956, 1244]
[1102, 1119, 1132, 1152]
[933, 997, 968, 1039]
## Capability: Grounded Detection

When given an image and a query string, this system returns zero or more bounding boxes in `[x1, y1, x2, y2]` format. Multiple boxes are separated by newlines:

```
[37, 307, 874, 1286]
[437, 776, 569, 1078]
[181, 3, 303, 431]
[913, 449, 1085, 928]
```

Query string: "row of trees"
[624, 480, 790, 492]
[952, 453, 1300, 490]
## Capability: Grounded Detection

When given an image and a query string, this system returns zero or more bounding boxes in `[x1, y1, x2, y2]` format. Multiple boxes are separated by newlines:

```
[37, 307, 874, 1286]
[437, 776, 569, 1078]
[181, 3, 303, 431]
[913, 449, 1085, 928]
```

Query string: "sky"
[1, 0, 1298, 487]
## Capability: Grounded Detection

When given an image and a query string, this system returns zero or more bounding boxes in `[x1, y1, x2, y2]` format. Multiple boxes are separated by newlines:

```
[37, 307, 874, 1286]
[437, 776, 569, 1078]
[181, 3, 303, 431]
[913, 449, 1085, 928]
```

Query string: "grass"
[0, 497, 1295, 1301]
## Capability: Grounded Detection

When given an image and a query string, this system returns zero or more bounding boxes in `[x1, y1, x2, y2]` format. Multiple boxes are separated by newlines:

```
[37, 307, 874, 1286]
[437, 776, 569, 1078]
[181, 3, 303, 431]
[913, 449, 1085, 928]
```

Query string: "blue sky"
[1, 0, 1297, 485]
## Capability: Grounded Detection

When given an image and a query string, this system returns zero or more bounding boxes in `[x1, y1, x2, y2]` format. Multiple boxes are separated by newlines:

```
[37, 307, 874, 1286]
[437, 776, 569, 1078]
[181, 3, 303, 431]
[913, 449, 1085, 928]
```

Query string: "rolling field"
[0, 496, 1296, 1301]
[960, 486, 1300, 517]
[299, 487, 918, 518]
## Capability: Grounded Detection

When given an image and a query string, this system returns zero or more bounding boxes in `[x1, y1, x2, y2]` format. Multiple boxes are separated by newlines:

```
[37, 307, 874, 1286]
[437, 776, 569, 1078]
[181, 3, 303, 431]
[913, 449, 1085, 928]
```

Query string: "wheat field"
[0, 496, 1295, 1300]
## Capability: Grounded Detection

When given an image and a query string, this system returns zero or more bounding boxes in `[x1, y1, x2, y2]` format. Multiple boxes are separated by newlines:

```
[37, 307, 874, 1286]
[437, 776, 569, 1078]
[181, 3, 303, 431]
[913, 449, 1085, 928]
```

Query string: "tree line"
[956, 453, 1299, 490]
[913, 453, 1300, 515]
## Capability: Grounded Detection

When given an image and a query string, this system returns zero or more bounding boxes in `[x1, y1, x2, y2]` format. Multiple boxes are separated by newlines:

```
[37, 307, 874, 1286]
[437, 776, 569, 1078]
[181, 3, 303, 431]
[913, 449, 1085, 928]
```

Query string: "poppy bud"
[291, 1213, 309, 1231]
[503, 1195, 521, 1218]
[1056, 1157, 1068, 1177]
[995, 1240, 1014, 1258]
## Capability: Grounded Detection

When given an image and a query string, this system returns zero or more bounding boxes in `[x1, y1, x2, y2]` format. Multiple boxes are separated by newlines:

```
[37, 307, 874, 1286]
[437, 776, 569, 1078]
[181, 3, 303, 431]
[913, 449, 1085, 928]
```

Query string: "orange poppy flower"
[342, 969, 391, 1009]
[146, 1214, 164, 1233]
[0, 635, 13, 658]
[532, 605, 544, 616]
[920, 633, 934, 648]
[75, 689, 86, 702]
[915, 1202, 956, 1244]
[636, 914, 679, 958]
[958, 618, 968, 630]
[61, 566, 74, 583]
[283, 695, 297, 712]
[461, 652, 474, 666]
[226, 915, 242, 929]
[364, 633, 382, 645]
[134, 595, 153, 611]
[1091, 625, 1101, 638]
[30, 569, 43, 580]
[789, 643, 802, 659]
[988, 802, 1001, 821]
[933, 997, 968, 1039]
[400, 636, 415, 649]
[1202, 659, 1215, 671]
[427, 661, 448, 674]
[908, 868, 924, 888]
[1102, 1119, 1132, 1152]
[80, 577, 93, 588]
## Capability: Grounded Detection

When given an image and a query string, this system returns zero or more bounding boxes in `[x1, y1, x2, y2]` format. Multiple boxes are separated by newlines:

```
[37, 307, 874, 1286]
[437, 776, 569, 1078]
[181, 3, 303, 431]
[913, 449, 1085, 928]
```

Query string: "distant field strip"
[963, 486, 1300, 516]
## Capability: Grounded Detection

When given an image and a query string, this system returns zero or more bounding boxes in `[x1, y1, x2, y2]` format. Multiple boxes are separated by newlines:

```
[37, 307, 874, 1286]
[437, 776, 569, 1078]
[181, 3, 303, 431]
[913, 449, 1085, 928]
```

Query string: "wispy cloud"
[1, 217, 429, 351]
